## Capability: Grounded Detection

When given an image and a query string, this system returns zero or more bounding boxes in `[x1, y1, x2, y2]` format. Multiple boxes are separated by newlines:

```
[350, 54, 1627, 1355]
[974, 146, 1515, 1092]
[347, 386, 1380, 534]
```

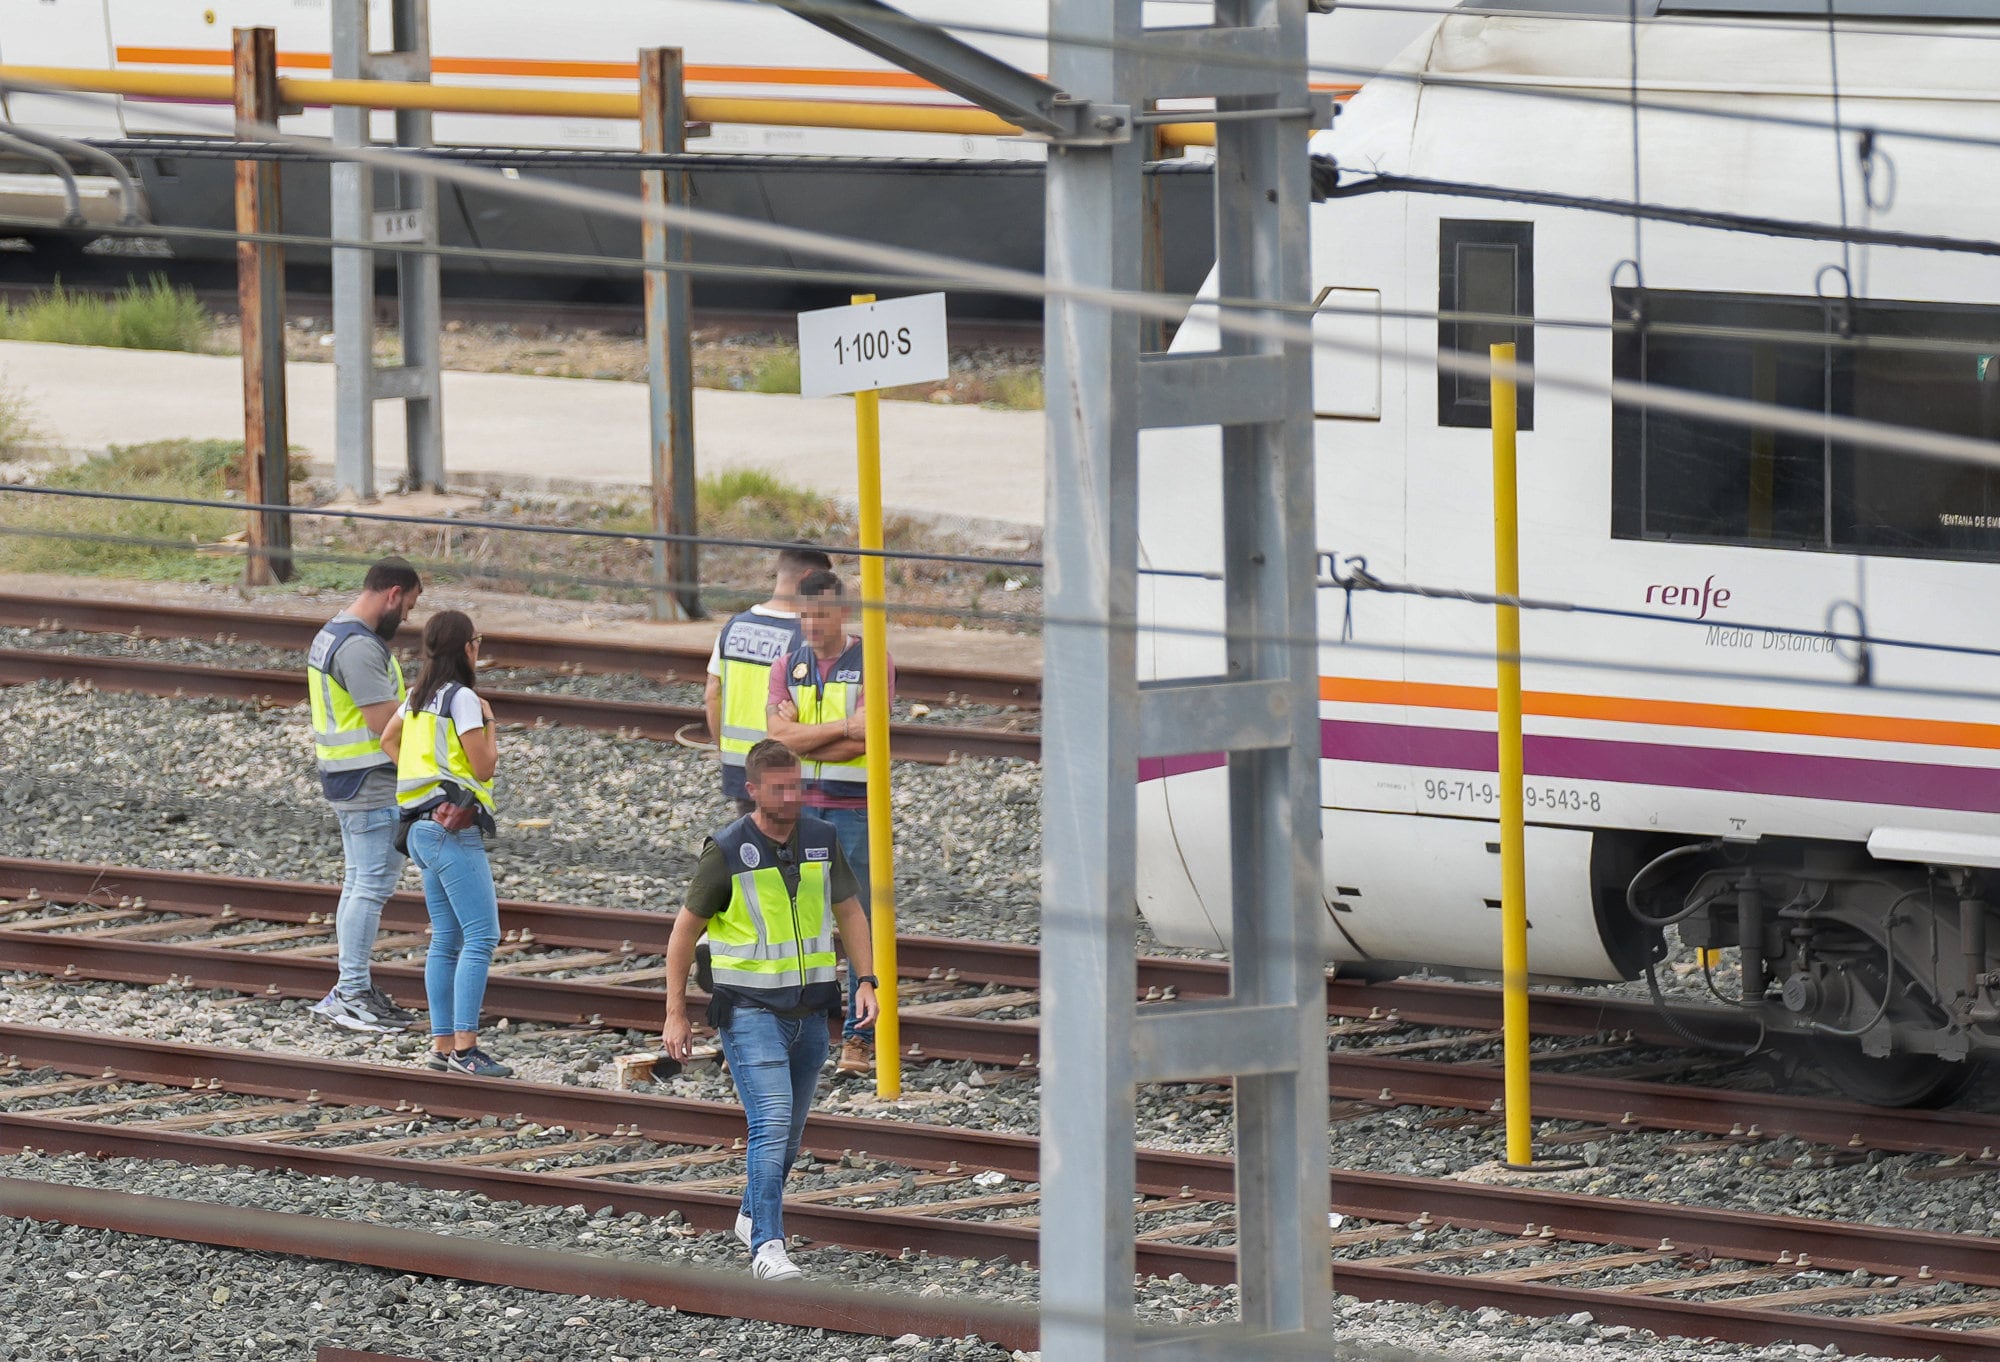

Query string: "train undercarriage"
[1628, 838, 1997, 1108]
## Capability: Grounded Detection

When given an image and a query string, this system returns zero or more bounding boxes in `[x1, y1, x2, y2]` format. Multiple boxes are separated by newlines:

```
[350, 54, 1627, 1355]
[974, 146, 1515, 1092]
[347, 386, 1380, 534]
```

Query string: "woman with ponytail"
[380, 610, 511, 1078]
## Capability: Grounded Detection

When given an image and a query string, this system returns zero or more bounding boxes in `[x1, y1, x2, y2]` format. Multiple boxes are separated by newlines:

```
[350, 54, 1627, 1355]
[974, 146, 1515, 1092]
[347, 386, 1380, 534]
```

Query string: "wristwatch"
[854, 974, 880, 988]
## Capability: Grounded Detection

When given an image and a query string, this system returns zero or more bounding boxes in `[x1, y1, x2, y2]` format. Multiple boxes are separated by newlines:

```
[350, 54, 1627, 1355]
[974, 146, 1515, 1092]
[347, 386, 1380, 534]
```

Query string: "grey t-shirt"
[322, 612, 400, 813]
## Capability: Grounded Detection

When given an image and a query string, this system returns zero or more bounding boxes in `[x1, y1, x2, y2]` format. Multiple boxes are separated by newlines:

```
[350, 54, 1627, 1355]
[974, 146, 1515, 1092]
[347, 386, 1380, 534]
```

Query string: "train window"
[1611, 288, 2000, 561]
[1438, 220, 1534, 431]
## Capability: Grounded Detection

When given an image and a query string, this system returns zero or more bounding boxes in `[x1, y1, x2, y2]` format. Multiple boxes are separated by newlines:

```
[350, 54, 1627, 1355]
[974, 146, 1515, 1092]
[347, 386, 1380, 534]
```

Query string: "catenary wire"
[18, 78, 2000, 486]
[13, 91, 2000, 674]
[13, 148, 2000, 370]
[16, 477, 2000, 675]
[685, 0, 2000, 160]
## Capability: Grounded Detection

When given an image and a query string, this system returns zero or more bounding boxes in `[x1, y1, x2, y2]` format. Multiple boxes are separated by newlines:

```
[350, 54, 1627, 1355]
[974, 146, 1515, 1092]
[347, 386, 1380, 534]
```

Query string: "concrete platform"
[0, 339, 1047, 531]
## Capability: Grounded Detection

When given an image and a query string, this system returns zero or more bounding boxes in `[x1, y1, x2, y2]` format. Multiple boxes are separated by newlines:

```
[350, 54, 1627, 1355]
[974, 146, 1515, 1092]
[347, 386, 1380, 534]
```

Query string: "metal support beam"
[330, 0, 443, 499]
[1138, 352, 1290, 428]
[1138, 677, 1291, 758]
[757, 0, 1078, 139]
[1041, 0, 1328, 1356]
[1039, 7, 1144, 1361]
[233, 27, 292, 586]
[641, 47, 702, 622]
[391, 0, 443, 492]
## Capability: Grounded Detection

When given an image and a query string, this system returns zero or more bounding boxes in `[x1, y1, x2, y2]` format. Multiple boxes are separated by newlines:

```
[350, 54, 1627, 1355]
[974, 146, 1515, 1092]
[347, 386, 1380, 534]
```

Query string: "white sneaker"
[751, 1240, 803, 1282]
[734, 1213, 753, 1250]
[306, 988, 396, 1034]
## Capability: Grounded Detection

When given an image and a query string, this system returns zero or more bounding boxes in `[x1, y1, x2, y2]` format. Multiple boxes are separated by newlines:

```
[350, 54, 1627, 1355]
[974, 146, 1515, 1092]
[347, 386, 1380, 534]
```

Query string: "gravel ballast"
[0, 681, 1977, 1362]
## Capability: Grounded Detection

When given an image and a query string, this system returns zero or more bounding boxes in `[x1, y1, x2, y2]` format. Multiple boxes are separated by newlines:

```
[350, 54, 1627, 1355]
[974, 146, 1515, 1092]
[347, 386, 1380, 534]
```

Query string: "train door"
[0, 0, 122, 135]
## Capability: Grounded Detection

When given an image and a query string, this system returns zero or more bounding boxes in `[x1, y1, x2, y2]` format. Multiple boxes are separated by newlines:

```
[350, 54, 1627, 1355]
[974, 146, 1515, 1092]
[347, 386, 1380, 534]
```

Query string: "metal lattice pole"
[1040, 0, 1329, 1354]
[330, 0, 444, 499]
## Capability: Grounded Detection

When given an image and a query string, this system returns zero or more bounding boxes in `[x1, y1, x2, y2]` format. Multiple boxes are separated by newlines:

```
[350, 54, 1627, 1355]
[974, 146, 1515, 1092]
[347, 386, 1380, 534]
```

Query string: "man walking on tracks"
[307, 556, 424, 1032]
[661, 739, 877, 1282]
[705, 545, 833, 814]
[767, 569, 893, 1077]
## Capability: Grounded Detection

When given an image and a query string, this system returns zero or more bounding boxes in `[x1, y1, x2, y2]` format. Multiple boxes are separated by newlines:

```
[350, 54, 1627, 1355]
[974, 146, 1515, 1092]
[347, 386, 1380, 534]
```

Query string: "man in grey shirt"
[306, 558, 423, 1031]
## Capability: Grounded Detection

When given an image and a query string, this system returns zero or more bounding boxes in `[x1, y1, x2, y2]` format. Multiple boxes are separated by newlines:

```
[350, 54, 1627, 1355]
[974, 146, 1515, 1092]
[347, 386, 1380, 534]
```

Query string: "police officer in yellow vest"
[704, 545, 832, 814]
[768, 568, 893, 1076]
[306, 557, 422, 1033]
[662, 739, 877, 1283]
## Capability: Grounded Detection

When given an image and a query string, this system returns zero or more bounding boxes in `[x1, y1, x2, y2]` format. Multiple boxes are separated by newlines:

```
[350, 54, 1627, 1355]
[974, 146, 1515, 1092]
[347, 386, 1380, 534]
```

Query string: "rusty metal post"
[233, 27, 292, 584]
[641, 47, 701, 620]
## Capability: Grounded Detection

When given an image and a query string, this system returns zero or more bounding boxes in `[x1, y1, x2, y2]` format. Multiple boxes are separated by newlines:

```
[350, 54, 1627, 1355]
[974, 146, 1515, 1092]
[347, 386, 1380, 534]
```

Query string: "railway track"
[8, 1023, 2000, 1359]
[0, 591, 1042, 710]
[0, 643, 1039, 765]
[4, 855, 1998, 1165]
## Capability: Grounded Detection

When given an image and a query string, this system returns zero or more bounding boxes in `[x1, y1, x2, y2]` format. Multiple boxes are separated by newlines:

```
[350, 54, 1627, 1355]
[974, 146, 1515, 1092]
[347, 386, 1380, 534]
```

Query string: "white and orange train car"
[1137, 0, 2000, 1104]
[0, 0, 1432, 310]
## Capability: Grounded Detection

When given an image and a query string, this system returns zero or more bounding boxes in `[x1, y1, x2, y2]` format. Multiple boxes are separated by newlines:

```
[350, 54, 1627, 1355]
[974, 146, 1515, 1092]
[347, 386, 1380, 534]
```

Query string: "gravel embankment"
[0, 679, 1041, 940]
[0, 681, 1969, 1362]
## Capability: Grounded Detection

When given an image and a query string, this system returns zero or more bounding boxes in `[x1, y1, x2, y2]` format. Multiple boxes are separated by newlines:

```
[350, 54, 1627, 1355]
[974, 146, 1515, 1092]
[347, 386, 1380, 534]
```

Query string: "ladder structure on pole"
[731, 0, 1333, 1351]
[1038, 0, 1331, 1355]
[330, 0, 444, 498]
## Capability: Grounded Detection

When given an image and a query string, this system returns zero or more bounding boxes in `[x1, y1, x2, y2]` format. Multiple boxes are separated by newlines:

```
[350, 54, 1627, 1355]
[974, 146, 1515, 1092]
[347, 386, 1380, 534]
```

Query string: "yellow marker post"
[1491, 341, 1533, 1168]
[849, 292, 901, 1100]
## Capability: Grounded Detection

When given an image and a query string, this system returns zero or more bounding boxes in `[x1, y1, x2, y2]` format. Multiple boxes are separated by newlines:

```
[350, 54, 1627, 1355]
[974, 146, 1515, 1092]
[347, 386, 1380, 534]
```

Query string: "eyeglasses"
[469, 635, 483, 646]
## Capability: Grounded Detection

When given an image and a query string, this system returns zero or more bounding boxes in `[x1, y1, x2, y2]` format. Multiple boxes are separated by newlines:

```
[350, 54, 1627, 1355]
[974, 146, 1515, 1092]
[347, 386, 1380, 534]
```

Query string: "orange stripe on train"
[1318, 676, 2000, 753]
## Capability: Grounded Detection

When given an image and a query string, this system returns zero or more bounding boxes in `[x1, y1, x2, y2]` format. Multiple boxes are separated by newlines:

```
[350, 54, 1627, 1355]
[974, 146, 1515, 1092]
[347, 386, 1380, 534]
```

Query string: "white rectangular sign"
[797, 293, 949, 399]
[372, 209, 429, 244]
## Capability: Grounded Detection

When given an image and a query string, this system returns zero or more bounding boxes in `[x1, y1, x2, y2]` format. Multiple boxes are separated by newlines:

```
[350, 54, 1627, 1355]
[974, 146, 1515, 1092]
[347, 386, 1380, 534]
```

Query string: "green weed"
[747, 348, 801, 395]
[0, 277, 211, 353]
[0, 438, 290, 580]
[988, 368, 1044, 411]
[0, 381, 44, 458]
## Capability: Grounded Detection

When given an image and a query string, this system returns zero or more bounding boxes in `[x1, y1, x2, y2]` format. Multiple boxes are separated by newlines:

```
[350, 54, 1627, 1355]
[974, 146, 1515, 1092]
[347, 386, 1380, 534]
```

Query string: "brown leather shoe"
[835, 1038, 874, 1076]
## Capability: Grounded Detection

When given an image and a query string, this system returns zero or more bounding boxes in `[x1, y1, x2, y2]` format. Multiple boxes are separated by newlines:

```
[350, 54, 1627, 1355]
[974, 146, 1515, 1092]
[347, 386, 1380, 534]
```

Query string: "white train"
[0, 0, 1440, 311]
[1137, 0, 2000, 1104]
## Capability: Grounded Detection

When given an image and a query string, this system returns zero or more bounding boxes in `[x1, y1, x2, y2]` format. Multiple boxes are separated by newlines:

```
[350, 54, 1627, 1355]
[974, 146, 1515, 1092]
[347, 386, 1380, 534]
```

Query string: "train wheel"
[1807, 1040, 1978, 1108]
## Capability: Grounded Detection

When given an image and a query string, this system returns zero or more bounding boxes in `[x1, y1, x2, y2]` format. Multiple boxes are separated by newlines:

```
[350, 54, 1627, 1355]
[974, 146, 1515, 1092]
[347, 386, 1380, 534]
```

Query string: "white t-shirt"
[706, 602, 801, 677]
[411, 684, 486, 735]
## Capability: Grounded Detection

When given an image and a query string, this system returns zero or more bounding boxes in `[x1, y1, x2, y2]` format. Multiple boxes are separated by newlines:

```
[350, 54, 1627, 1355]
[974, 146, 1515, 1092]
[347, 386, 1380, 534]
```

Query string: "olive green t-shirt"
[685, 822, 861, 918]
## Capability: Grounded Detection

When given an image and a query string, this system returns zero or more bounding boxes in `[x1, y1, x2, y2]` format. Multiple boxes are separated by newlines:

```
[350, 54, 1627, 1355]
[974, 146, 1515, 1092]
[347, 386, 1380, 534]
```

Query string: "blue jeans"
[334, 804, 406, 995]
[717, 1006, 828, 1253]
[406, 820, 501, 1036]
[817, 805, 874, 1042]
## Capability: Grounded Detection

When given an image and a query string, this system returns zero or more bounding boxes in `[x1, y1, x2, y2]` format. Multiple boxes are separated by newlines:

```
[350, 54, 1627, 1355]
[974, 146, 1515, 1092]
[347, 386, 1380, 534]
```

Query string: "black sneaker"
[360, 987, 420, 1028]
[445, 1047, 514, 1079]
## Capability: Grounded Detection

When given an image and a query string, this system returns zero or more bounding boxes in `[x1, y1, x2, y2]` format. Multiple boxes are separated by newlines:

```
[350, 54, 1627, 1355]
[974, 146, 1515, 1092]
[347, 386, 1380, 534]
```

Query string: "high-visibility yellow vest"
[395, 683, 496, 813]
[715, 609, 802, 798]
[307, 618, 405, 774]
[782, 639, 868, 800]
[706, 815, 839, 1001]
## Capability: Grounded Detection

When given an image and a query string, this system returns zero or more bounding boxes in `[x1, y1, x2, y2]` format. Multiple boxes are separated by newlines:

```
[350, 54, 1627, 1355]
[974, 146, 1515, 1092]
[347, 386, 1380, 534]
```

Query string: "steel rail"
[8, 1040, 2000, 1359]
[0, 592, 1042, 709]
[0, 1177, 1038, 1351]
[10, 920, 1995, 1159]
[0, 645, 1039, 764]
[0, 856, 1757, 1048]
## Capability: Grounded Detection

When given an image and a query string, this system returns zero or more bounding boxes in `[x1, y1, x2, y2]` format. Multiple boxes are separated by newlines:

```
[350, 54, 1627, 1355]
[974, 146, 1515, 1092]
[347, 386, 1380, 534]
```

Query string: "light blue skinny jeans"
[717, 1005, 829, 1253]
[334, 804, 406, 996]
[406, 819, 501, 1036]
[816, 804, 874, 1042]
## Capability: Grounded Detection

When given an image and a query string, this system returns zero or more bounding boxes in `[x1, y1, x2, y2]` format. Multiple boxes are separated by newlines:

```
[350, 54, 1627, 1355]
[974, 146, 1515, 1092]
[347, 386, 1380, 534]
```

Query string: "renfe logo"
[1645, 574, 1732, 620]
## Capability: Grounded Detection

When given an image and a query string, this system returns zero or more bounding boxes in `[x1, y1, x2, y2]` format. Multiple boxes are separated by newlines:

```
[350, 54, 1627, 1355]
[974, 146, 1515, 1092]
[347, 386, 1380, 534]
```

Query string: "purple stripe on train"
[1138, 720, 2000, 815]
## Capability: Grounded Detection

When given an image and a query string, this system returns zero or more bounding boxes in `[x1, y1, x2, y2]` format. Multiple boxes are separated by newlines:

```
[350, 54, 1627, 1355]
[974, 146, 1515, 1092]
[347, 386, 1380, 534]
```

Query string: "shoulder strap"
[308, 618, 377, 673]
